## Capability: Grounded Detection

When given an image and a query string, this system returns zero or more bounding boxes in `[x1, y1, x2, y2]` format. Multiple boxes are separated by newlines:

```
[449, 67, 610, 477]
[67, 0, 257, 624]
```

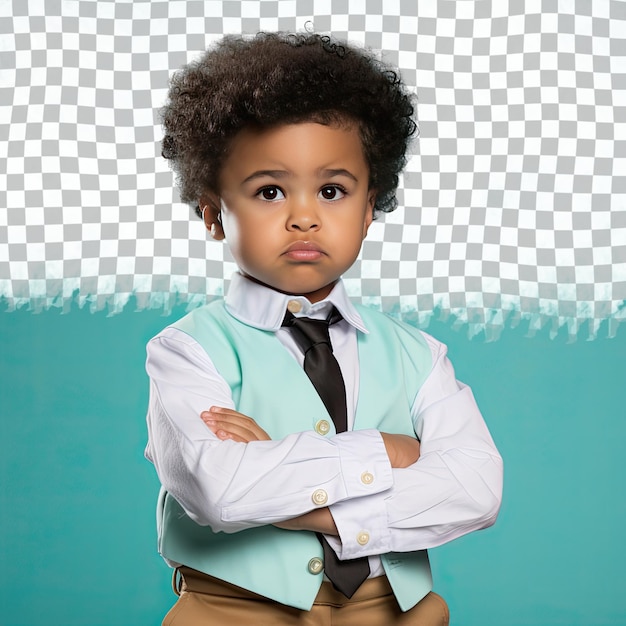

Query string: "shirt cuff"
[324, 430, 393, 560]
[332, 429, 393, 499]
[326, 489, 392, 560]
[220, 429, 392, 524]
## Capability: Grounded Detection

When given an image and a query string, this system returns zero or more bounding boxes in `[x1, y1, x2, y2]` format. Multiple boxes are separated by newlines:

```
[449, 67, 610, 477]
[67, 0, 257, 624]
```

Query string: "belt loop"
[172, 568, 183, 596]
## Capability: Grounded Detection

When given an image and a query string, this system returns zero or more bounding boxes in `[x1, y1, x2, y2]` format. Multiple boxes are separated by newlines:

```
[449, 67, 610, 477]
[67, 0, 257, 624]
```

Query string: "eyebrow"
[242, 168, 359, 185]
[323, 168, 358, 182]
[242, 170, 289, 184]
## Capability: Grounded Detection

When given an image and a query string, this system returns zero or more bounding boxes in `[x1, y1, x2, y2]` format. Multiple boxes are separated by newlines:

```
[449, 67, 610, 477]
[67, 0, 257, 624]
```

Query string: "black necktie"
[283, 307, 370, 598]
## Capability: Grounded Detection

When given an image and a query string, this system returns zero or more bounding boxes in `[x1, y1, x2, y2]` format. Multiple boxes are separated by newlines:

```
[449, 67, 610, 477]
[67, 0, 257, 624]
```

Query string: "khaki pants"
[163, 567, 449, 626]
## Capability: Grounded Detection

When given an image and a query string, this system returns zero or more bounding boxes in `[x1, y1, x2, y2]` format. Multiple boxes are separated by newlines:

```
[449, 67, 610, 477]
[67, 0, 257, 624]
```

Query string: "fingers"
[201, 408, 251, 442]
[201, 407, 271, 443]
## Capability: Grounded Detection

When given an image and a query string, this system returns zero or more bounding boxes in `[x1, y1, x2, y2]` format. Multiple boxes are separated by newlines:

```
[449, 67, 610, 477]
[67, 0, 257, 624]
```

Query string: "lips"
[284, 241, 324, 261]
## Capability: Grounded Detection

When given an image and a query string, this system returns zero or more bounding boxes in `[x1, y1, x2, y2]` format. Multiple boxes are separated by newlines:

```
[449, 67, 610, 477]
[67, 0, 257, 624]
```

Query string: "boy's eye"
[319, 185, 345, 201]
[257, 186, 285, 201]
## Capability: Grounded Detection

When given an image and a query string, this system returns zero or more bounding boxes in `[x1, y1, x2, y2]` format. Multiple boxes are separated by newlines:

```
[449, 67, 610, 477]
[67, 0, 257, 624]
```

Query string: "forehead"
[220, 121, 368, 179]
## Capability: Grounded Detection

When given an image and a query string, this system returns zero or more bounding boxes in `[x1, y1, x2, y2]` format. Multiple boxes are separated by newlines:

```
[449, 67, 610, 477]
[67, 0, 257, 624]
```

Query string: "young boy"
[145, 32, 503, 626]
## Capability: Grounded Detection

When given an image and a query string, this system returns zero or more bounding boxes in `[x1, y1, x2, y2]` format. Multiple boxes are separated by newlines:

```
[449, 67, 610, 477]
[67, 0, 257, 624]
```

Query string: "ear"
[362, 190, 376, 237]
[199, 193, 225, 241]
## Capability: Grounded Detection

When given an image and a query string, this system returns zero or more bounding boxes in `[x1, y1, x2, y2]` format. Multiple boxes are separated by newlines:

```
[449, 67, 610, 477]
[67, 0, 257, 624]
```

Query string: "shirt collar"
[225, 272, 369, 334]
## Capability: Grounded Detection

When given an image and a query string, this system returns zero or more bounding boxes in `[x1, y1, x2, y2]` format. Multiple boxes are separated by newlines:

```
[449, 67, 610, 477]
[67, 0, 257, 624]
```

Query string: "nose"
[286, 195, 320, 232]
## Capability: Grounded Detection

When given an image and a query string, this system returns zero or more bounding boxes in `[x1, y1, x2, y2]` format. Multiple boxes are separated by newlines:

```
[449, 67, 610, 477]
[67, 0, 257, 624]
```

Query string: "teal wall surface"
[1, 304, 625, 626]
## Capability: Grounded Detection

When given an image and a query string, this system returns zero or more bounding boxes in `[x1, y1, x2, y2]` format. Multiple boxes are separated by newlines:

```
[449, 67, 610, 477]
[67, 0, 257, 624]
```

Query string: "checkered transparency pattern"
[0, 0, 625, 339]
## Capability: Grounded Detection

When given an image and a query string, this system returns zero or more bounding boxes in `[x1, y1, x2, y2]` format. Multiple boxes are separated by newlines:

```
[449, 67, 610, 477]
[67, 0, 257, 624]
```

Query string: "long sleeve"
[325, 332, 503, 560]
[145, 327, 393, 533]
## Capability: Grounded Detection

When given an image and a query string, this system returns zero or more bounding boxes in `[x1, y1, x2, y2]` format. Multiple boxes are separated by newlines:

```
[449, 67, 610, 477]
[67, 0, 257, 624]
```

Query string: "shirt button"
[357, 531, 370, 546]
[287, 300, 302, 314]
[361, 471, 374, 485]
[311, 489, 328, 506]
[315, 420, 331, 435]
[308, 557, 324, 575]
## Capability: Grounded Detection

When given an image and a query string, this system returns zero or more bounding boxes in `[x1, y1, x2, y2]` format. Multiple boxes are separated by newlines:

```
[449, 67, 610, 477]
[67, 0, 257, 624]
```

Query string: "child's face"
[203, 122, 375, 302]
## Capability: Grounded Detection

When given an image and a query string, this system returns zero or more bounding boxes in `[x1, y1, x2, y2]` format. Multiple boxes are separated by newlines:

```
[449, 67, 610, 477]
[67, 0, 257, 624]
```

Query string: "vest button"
[311, 489, 328, 506]
[315, 419, 331, 435]
[308, 557, 324, 575]
[357, 531, 370, 546]
[287, 300, 302, 314]
[361, 471, 374, 485]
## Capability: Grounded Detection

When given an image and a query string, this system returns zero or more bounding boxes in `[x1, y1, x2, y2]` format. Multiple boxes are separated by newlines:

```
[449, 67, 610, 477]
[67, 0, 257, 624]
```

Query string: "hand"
[201, 407, 271, 443]
[274, 507, 338, 536]
[380, 432, 421, 468]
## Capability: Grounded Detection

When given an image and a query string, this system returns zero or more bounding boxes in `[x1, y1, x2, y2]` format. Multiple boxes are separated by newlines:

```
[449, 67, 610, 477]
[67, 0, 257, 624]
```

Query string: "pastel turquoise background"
[1, 304, 624, 625]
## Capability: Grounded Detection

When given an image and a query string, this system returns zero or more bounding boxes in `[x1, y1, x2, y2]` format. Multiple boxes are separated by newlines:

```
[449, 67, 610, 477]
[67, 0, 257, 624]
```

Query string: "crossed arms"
[201, 405, 421, 535]
[145, 326, 503, 558]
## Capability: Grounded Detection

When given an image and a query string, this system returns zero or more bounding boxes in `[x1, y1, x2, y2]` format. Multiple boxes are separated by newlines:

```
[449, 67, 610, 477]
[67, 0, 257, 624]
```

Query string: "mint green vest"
[157, 301, 434, 611]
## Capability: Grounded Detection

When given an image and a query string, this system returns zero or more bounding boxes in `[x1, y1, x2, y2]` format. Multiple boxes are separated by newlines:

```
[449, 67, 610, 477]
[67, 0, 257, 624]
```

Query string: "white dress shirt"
[145, 273, 503, 577]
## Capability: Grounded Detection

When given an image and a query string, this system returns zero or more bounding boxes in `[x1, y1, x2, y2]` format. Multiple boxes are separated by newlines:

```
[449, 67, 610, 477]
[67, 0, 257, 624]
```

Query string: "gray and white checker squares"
[0, 0, 625, 339]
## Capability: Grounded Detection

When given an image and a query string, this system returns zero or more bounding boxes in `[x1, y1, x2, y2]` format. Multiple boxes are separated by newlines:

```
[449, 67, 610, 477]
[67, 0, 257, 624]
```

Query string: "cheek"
[220, 208, 250, 247]
[220, 214, 236, 241]
[222, 215, 267, 266]
[340, 213, 371, 248]
[219, 214, 245, 263]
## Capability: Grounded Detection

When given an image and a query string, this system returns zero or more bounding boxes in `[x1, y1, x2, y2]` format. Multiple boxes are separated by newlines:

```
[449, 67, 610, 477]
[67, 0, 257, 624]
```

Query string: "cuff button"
[361, 471, 374, 485]
[308, 557, 324, 575]
[311, 489, 328, 506]
[357, 531, 370, 546]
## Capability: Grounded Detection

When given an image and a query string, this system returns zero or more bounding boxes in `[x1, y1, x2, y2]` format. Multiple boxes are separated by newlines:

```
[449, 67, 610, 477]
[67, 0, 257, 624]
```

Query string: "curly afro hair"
[161, 32, 417, 218]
